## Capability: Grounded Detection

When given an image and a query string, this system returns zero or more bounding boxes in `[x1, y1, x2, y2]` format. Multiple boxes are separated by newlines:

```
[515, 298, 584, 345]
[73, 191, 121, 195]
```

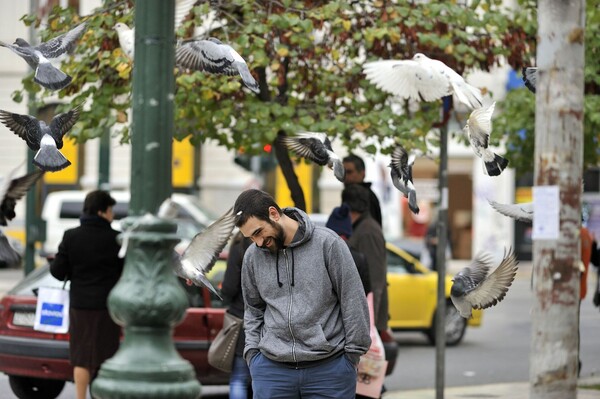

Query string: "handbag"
[208, 311, 243, 372]
[33, 284, 70, 334]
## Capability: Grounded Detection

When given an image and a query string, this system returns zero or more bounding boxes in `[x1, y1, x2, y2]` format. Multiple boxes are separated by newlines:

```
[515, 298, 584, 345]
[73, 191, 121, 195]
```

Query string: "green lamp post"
[91, 0, 201, 397]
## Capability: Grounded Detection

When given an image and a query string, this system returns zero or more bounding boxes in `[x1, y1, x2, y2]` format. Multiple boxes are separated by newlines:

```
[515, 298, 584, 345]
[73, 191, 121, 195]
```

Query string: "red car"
[0, 263, 397, 399]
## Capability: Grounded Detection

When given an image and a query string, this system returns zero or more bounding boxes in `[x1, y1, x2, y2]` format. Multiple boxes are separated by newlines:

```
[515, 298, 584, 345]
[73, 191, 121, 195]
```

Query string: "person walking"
[50, 190, 124, 399]
[220, 231, 253, 399]
[342, 184, 389, 333]
[233, 189, 371, 399]
[343, 154, 382, 226]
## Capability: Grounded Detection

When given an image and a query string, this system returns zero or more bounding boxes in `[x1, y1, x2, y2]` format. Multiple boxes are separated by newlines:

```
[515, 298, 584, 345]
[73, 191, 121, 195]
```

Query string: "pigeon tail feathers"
[33, 138, 71, 172]
[235, 62, 259, 93]
[332, 159, 345, 183]
[408, 190, 420, 215]
[34, 63, 71, 91]
[195, 273, 223, 300]
[484, 153, 509, 177]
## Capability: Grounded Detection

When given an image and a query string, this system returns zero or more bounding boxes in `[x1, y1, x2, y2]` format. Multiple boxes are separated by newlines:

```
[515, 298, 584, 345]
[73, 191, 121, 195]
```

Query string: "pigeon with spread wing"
[0, 22, 87, 90]
[389, 145, 419, 214]
[363, 53, 483, 110]
[489, 200, 533, 223]
[167, 205, 238, 299]
[175, 37, 259, 93]
[0, 105, 81, 172]
[281, 132, 344, 182]
[451, 248, 519, 319]
[0, 165, 45, 226]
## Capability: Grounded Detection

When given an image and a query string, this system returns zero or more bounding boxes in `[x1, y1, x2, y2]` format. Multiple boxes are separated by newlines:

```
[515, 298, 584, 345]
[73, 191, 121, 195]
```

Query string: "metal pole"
[91, 1, 201, 397]
[98, 127, 110, 190]
[435, 111, 449, 399]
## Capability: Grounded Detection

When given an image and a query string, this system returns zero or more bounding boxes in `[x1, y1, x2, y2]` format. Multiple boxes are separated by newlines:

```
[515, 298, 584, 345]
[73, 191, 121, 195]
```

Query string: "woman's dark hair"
[82, 190, 116, 216]
[234, 189, 282, 227]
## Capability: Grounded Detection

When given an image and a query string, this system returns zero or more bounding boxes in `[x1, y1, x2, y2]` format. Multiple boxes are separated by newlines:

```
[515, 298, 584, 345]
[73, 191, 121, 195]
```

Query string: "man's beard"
[261, 220, 286, 253]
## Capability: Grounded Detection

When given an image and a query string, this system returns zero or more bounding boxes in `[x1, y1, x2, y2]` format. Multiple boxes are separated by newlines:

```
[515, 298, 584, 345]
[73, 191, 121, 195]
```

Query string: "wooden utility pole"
[530, 0, 585, 397]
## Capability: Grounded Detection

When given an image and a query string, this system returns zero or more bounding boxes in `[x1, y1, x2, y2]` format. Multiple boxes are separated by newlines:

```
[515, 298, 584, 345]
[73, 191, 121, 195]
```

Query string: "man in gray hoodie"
[234, 189, 371, 398]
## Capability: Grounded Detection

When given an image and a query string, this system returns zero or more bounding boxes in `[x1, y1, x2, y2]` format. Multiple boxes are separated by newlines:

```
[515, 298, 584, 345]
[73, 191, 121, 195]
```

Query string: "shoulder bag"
[208, 311, 243, 372]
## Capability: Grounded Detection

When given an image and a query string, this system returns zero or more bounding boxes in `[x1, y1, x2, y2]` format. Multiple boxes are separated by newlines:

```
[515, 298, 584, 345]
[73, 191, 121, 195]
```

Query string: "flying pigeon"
[114, 0, 198, 60]
[389, 145, 419, 214]
[363, 53, 483, 110]
[0, 230, 21, 268]
[0, 105, 81, 172]
[522, 67, 537, 93]
[175, 38, 259, 93]
[0, 22, 87, 90]
[280, 132, 344, 182]
[451, 248, 519, 319]
[464, 102, 509, 177]
[169, 207, 238, 299]
[0, 165, 44, 226]
[489, 200, 533, 223]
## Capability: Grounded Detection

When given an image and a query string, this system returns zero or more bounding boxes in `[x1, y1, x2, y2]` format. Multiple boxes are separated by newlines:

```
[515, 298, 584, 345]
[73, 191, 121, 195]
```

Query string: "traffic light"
[233, 146, 277, 174]
[234, 151, 252, 171]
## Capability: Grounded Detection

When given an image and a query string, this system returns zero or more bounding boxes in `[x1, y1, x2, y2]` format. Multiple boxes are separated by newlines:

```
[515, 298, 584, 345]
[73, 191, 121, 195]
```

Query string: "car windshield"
[387, 249, 422, 275]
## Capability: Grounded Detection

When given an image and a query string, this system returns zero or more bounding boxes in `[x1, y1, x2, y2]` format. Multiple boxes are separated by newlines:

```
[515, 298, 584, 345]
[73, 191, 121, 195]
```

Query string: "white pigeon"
[280, 132, 344, 182]
[114, 0, 197, 60]
[522, 67, 537, 93]
[489, 200, 533, 223]
[175, 37, 259, 93]
[168, 206, 239, 299]
[450, 248, 519, 319]
[0, 22, 87, 90]
[363, 53, 483, 109]
[389, 145, 419, 214]
[464, 102, 509, 177]
[0, 105, 81, 172]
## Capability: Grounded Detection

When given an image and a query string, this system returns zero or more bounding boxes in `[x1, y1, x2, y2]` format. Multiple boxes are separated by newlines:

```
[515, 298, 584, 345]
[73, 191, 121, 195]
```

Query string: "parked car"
[0, 262, 230, 399]
[40, 190, 219, 258]
[386, 242, 482, 346]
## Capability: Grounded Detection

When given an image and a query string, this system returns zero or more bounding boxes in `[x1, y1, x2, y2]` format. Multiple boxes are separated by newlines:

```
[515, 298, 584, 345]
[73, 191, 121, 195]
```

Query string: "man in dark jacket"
[50, 190, 123, 399]
[343, 154, 382, 226]
[234, 189, 370, 398]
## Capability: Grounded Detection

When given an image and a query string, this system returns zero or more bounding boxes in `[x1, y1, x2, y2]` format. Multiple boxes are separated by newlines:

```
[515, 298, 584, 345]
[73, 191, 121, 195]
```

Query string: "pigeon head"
[14, 38, 30, 47]
[114, 23, 129, 33]
[450, 278, 467, 297]
[412, 53, 426, 61]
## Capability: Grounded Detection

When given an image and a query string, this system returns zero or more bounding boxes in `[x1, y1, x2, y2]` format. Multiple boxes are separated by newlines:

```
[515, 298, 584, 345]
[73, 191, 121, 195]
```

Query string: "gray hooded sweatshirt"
[241, 207, 371, 366]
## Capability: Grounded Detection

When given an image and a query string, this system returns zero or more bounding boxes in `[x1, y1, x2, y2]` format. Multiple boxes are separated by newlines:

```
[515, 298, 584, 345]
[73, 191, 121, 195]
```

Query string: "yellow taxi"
[386, 243, 482, 346]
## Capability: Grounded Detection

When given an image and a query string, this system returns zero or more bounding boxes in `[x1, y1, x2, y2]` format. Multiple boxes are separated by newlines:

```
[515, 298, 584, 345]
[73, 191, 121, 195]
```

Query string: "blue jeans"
[230, 355, 251, 399]
[249, 353, 357, 399]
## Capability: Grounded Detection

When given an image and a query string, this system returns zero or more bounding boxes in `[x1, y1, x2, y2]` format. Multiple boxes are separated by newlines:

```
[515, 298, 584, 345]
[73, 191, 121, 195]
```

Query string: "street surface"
[0, 261, 599, 398]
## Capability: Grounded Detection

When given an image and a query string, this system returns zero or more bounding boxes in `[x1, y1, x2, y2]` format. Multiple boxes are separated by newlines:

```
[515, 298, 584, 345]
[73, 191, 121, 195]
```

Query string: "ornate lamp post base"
[92, 215, 201, 399]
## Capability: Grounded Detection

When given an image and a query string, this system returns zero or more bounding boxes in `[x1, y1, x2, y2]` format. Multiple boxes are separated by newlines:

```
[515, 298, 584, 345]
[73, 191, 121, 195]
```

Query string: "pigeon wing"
[5, 170, 44, 202]
[37, 22, 88, 58]
[455, 252, 494, 291]
[281, 132, 329, 165]
[176, 40, 236, 76]
[174, 0, 197, 31]
[49, 105, 81, 148]
[466, 102, 495, 150]
[464, 249, 518, 309]
[522, 67, 537, 93]
[390, 145, 411, 182]
[489, 200, 533, 223]
[0, 110, 42, 149]
[181, 207, 237, 276]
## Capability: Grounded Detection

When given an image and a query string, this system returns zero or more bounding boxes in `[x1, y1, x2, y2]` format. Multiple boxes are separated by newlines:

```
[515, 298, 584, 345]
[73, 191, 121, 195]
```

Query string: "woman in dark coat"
[50, 190, 124, 399]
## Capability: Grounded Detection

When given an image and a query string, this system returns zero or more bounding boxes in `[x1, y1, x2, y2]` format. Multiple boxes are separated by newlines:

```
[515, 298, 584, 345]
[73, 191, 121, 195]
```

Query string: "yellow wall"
[275, 162, 313, 213]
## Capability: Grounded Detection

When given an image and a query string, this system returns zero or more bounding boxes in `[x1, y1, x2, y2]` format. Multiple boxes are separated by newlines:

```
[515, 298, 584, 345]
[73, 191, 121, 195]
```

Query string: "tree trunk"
[530, 0, 585, 397]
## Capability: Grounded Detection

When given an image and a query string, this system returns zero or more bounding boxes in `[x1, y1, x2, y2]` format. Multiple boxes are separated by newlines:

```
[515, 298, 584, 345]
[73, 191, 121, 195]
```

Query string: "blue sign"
[40, 303, 64, 326]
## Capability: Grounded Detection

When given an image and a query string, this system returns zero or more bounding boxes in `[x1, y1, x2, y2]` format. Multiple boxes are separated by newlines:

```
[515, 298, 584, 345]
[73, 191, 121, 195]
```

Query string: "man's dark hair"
[82, 190, 116, 216]
[234, 189, 282, 227]
[342, 154, 366, 173]
[341, 184, 370, 214]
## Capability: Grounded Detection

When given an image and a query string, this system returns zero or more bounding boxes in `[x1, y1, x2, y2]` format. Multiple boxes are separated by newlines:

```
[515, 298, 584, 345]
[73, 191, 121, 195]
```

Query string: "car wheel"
[8, 375, 65, 399]
[425, 301, 467, 346]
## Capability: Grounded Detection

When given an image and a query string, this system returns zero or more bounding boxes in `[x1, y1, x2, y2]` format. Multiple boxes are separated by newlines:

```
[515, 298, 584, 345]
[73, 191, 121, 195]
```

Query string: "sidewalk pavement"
[385, 377, 600, 398]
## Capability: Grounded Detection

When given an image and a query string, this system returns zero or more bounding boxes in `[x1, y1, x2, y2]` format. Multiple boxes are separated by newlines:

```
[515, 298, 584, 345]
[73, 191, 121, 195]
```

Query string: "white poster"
[532, 186, 560, 240]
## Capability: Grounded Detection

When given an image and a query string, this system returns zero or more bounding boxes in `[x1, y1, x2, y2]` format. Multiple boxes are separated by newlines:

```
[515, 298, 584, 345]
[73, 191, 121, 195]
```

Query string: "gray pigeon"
[522, 67, 537, 94]
[281, 132, 344, 182]
[489, 200, 533, 223]
[0, 22, 87, 90]
[169, 206, 238, 299]
[464, 102, 509, 177]
[451, 248, 518, 319]
[175, 37, 259, 93]
[0, 165, 44, 226]
[389, 145, 419, 214]
[0, 105, 81, 172]
[0, 230, 21, 268]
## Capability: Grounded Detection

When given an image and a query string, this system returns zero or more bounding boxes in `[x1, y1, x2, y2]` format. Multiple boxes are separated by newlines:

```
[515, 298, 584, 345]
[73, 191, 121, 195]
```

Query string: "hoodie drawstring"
[275, 249, 295, 287]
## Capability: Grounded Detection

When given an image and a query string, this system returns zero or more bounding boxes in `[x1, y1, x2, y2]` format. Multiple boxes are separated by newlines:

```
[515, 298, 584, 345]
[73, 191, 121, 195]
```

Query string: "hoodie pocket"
[294, 324, 334, 353]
